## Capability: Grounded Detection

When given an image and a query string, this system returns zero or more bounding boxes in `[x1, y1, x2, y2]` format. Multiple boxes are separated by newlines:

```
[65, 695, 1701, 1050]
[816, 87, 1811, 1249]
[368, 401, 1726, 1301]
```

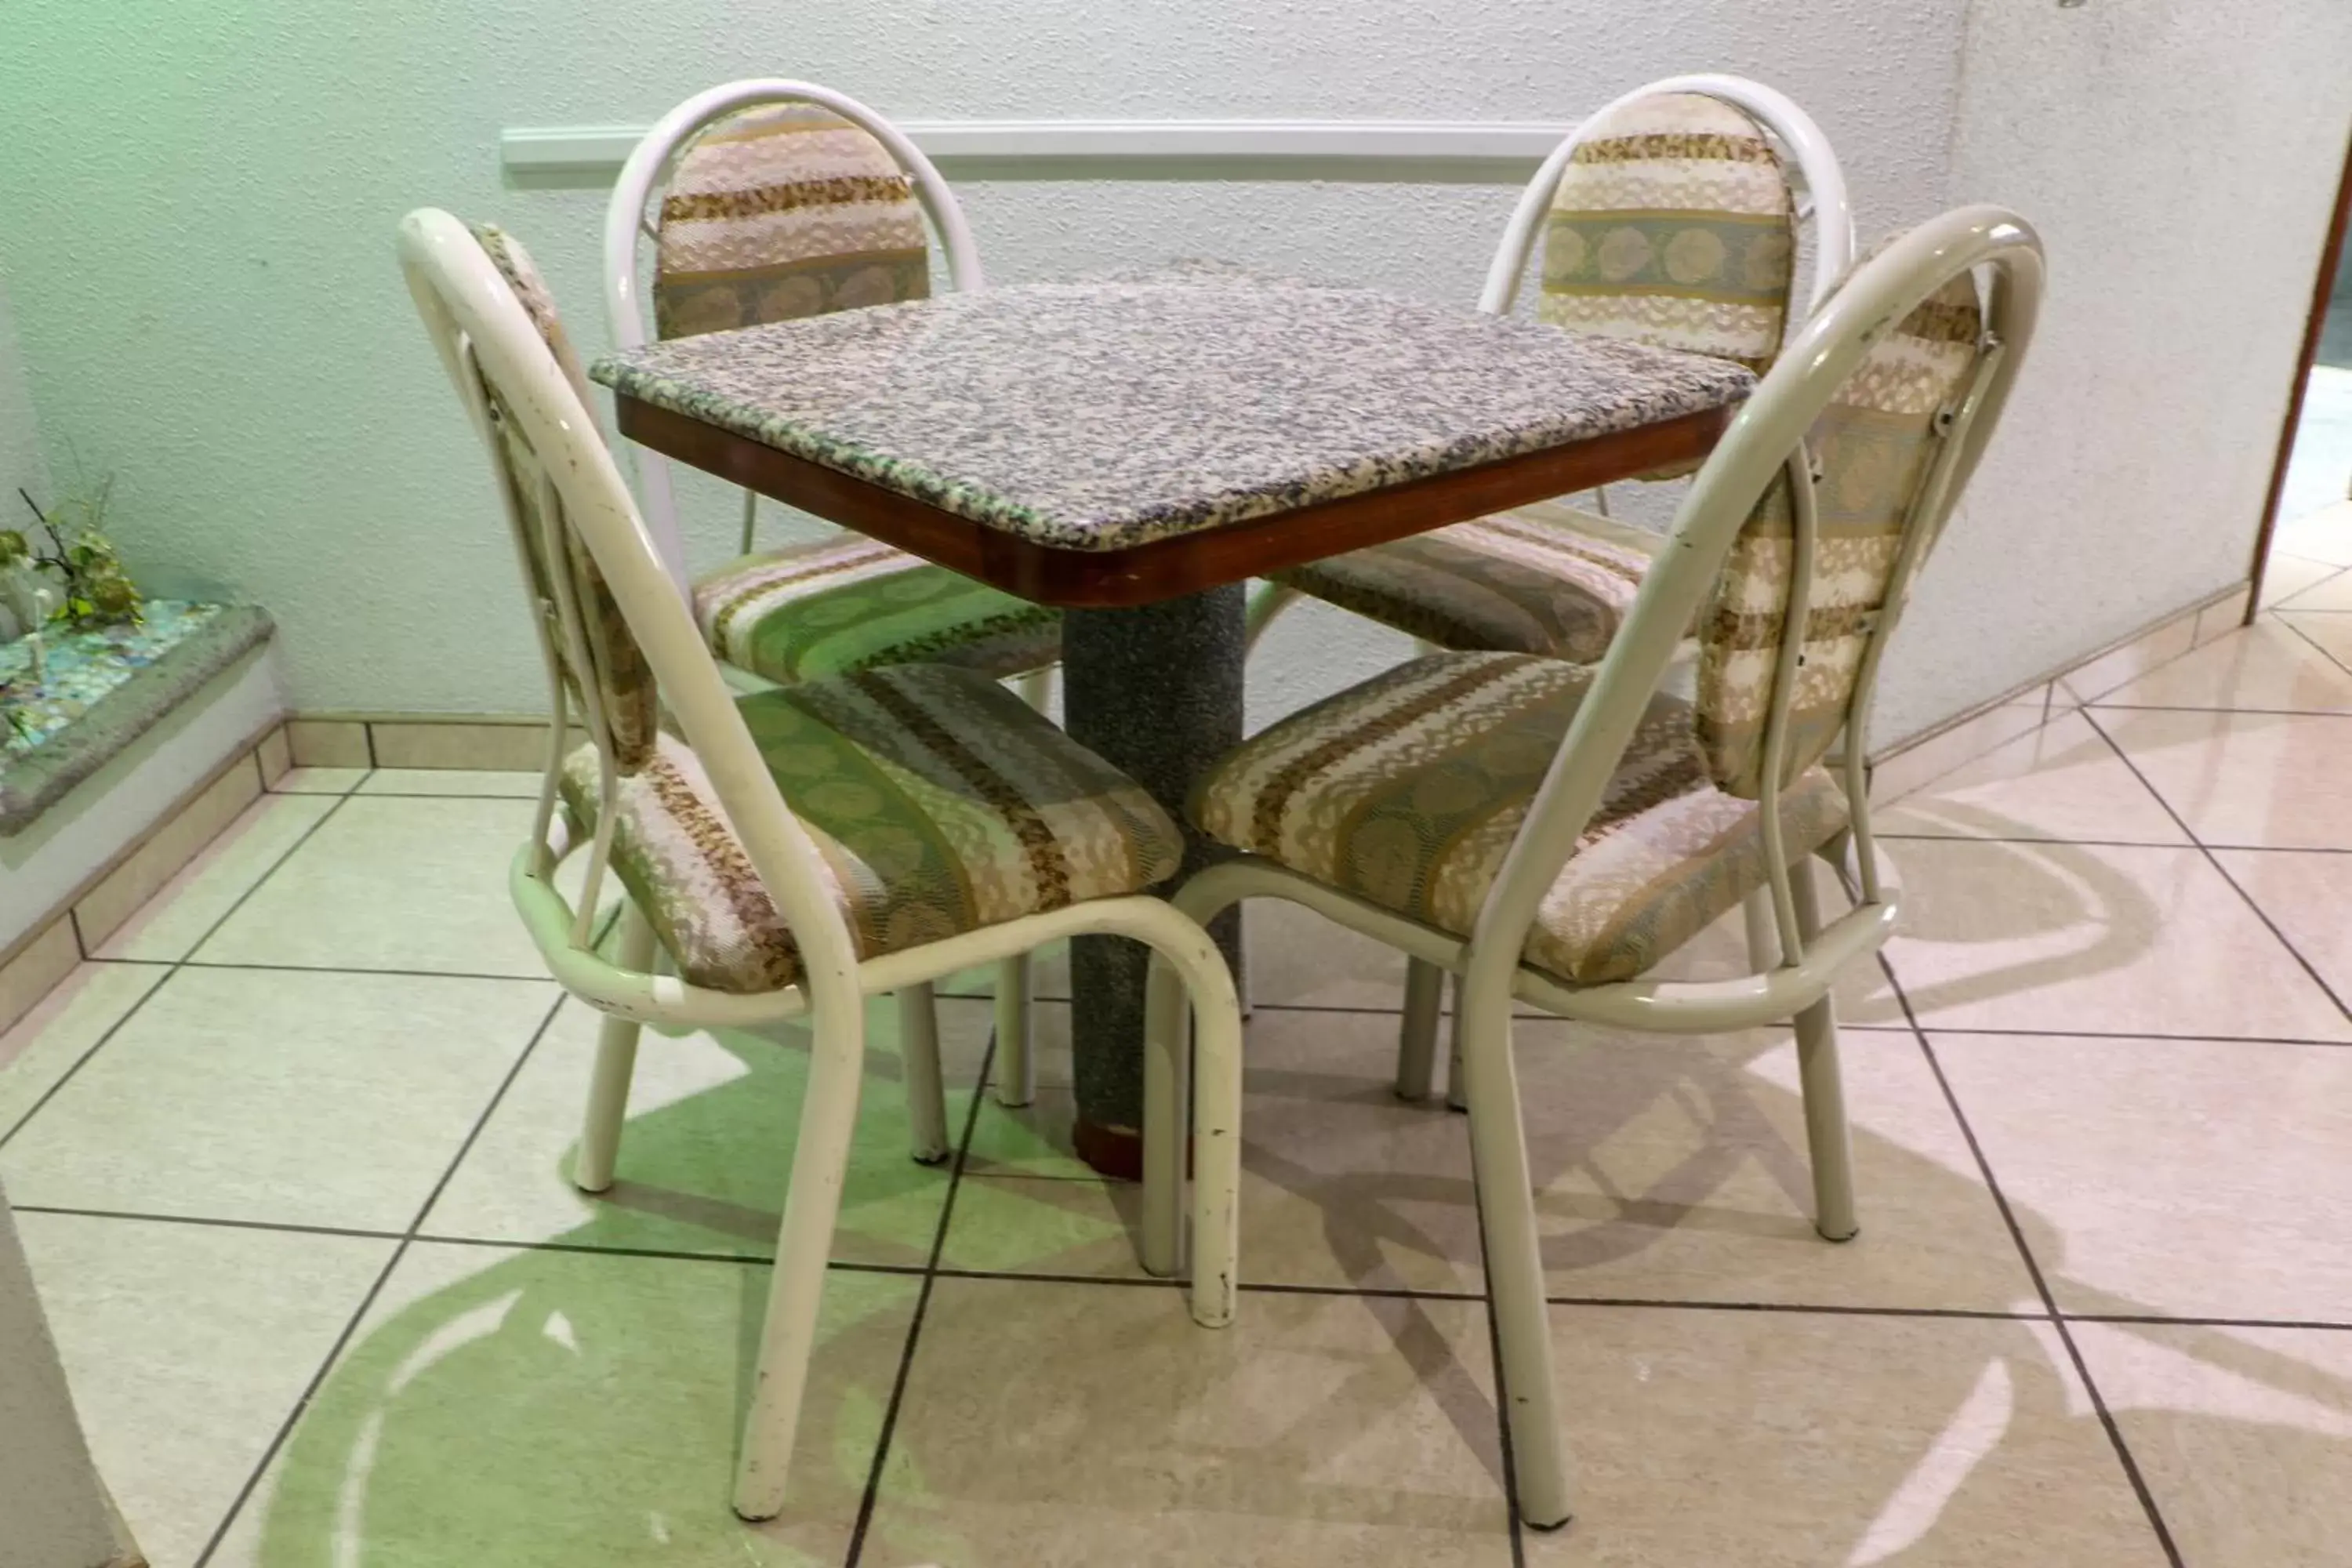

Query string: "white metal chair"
[605, 78, 1061, 1102]
[1250, 76, 1855, 1092]
[1148, 206, 2043, 1530]
[1249, 75, 1853, 661]
[400, 209, 1242, 1523]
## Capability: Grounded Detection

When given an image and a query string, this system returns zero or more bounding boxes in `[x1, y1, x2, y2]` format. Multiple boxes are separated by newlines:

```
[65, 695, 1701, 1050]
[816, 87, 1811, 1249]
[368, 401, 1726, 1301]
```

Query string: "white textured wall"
[0, 281, 45, 528]
[0, 0, 1958, 729]
[1875, 0, 2352, 740]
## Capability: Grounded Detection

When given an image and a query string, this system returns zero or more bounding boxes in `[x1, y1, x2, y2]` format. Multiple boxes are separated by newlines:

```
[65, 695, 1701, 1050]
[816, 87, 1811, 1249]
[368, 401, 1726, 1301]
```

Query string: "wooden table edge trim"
[615, 394, 1735, 608]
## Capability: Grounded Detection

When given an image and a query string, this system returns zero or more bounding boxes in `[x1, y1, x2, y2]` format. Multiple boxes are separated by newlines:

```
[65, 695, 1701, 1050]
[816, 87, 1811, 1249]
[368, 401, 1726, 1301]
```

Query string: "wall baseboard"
[1866, 581, 2253, 804]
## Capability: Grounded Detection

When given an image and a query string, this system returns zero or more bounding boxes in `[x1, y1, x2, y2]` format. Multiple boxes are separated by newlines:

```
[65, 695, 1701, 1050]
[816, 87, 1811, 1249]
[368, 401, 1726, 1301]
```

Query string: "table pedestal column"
[1060, 588, 1246, 1178]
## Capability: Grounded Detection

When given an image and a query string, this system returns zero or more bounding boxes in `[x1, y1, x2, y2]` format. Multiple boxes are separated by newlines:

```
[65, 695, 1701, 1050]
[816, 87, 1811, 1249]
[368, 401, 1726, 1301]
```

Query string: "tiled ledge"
[0, 607, 274, 837]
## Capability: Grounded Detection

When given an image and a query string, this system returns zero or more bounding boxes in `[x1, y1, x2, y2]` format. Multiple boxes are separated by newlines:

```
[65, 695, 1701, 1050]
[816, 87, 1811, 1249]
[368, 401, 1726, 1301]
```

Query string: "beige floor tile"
[2274, 500, 2352, 567]
[92, 792, 339, 960]
[1934, 1033, 2352, 1322]
[1, 967, 557, 1229]
[2071, 1320, 2352, 1566]
[861, 1278, 1514, 1568]
[267, 764, 368, 794]
[192, 794, 546, 975]
[0, 962, 168, 1137]
[426, 996, 993, 1269]
[1878, 711, 2187, 844]
[1522, 1306, 2166, 1565]
[2092, 618, 2352, 712]
[2211, 848, 2352, 1003]
[356, 767, 544, 797]
[950, 1010, 2031, 1311]
[2271, 559, 2352, 610]
[2278, 606, 2352, 668]
[2096, 707, 2352, 850]
[1870, 840, 2351, 1040]
[209, 1240, 913, 1568]
[16, 1211, 394, 1568]
[72, 754, 263, 950]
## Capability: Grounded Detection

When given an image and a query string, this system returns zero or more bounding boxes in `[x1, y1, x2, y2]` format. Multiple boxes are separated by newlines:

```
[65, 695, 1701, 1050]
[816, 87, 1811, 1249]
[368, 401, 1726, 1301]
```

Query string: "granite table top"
[591, 278, 1755, 554]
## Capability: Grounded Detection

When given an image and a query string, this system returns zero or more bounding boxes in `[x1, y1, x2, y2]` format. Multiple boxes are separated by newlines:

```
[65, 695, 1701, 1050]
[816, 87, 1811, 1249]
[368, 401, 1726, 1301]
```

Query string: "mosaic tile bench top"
[593, 278, 1755, 554]
[1, 602, 274, 836]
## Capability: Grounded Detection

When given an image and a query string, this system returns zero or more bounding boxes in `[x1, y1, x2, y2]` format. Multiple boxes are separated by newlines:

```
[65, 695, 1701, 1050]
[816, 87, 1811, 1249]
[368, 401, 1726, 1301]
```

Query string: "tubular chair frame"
[603, 79, 1056, 1105]
[1151, 207, 2045, 1530]
[401, 207, 1239, 1526]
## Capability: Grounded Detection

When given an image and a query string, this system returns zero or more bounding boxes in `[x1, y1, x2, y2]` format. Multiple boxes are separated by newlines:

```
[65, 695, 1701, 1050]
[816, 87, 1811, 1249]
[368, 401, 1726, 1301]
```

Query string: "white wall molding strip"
[502, 119, 1578, 184]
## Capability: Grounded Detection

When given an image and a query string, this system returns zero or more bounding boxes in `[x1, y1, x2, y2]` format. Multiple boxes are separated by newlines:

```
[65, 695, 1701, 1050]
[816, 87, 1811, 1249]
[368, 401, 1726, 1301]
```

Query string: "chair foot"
[1524, 1510, 1574, 1534]
[898, 984, 951, 1166]
[575, 902, 656, 1193]
[993, 955, 1034, 1108]
[1394, 959, 1443, 1102]
[1816, 1221, 1860, 1244]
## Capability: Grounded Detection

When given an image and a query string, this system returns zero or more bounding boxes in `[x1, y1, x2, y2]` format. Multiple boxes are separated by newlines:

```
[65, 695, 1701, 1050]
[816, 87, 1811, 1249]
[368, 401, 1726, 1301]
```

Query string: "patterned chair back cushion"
[1539, 93, 1797, 374]
[1693, 252, 1986, 798]
[470, 224, 660, 772]
[652, 103, 931, 340]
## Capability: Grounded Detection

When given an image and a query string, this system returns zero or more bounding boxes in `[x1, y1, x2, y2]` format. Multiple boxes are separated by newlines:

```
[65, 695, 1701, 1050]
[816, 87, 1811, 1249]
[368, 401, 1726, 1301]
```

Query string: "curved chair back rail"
[1479, 72, 1855, 321]
[601, 78, 985, 586]
[398, 208, 1238, 1525]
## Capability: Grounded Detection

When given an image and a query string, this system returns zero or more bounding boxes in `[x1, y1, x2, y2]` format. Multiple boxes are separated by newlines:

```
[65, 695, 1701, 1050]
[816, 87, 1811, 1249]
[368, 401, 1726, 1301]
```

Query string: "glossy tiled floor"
[8, 523, 2352, 1566]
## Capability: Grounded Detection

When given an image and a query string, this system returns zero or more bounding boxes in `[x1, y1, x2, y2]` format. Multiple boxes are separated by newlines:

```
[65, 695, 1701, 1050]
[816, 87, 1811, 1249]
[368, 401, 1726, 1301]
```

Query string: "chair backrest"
[400, 207, 863, 1011]
[1468, 205, 2042, 980]
[604, 80, 983, 586]
[1480, 75, 1854, 354]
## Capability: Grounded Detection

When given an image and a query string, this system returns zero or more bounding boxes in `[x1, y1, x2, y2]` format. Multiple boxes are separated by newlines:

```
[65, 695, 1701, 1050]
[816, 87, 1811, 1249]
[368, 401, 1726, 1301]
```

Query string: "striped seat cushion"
[561, 664, 1181, 994]
[696, 535, 1059, 685]
[1192, 652, 1849, 985]
[1269, 501, 1669, 663]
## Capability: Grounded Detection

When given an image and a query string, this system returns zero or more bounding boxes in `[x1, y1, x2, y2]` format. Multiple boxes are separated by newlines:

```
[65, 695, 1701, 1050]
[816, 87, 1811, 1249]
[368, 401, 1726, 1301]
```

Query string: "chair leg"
[898, 983, 951, 1167]
[575, 898, 656, 1194]
[1789, 866, 1858, 1241]
[1395, 958, 1443, 1102]
[1457, 983, 1571, 1530]
[738, 488, 760, 555]
[1141, 946, 1191, 1279]
[1742, 887, 1781, 971]
[1185, 948, 1243, 1330]
[732, 1003, 869, 1521]
[993, 956, 1035, 1108]
[1445, 1000, 1468, 1113]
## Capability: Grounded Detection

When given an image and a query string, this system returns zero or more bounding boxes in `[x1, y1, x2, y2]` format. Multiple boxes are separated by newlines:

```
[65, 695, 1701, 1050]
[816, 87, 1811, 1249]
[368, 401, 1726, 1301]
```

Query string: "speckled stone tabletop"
[592, 280, 1753, 554]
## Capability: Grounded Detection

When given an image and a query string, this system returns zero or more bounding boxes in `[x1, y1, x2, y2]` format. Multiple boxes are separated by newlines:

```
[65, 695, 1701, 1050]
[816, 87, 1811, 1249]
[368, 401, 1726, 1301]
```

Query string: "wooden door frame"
[2248, 126, 2352, 621]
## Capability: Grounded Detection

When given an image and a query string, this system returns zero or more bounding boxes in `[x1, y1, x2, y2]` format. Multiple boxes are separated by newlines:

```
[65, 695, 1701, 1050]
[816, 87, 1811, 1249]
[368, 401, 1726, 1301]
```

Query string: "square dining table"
[591, 274, 1754, 1178]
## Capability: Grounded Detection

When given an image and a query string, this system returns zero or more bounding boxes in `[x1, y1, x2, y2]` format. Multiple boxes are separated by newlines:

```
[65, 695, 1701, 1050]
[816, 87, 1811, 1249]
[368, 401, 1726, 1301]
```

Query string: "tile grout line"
[0, 788, 365, 1153]
[2076, 709, 2352, 1029]
[843, 1025, 1002, 1567]
[34, 1196, 2352, 1333]
[1874, 949, 2186, 1567]
[191, 985, 567, 1568]
[2272, 608, 2352, 682]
